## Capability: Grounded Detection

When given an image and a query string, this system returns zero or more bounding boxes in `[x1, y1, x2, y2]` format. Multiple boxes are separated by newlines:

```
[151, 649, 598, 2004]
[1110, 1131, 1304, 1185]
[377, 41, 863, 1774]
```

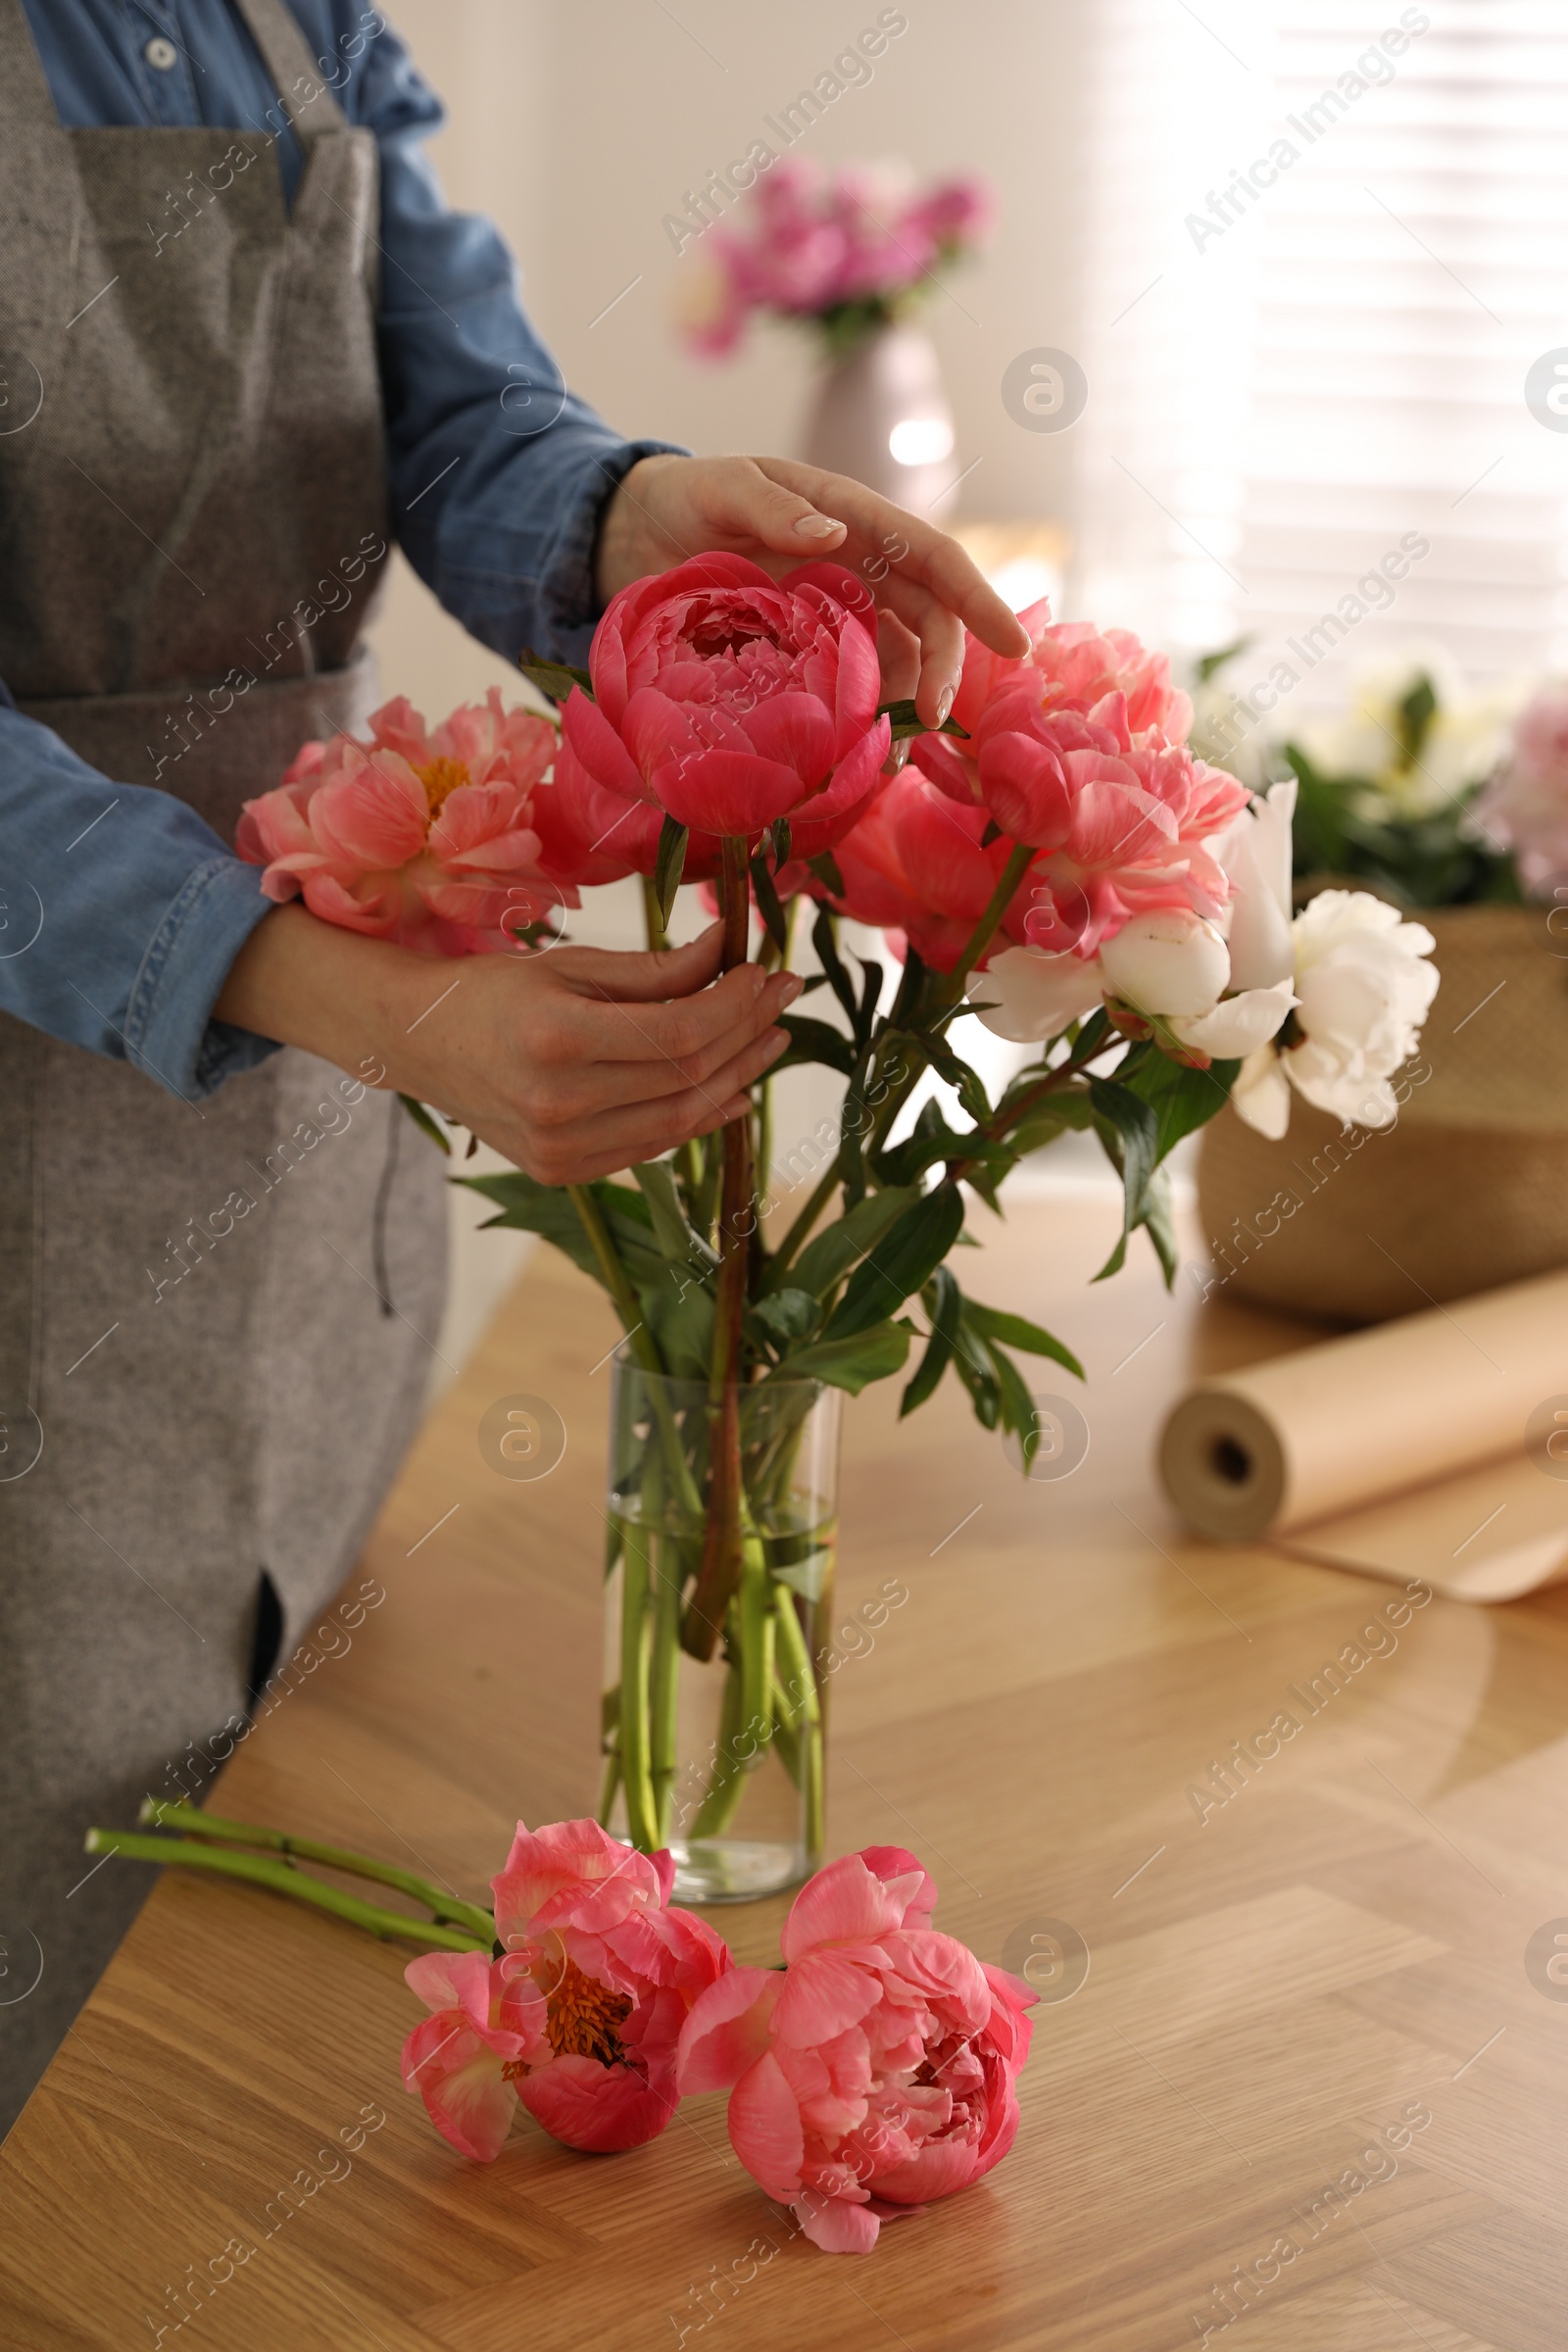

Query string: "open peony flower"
[562, 553, 889, 844]
[677, 1846, 1035, 2254]
[1232, 889, 1439, 1139]
[236, 691, 565, 955]
[401, 1818, 730, 2161]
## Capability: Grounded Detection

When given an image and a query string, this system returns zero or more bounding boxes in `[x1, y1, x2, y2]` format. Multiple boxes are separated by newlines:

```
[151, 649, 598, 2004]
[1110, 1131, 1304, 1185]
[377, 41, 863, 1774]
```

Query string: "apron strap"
[0, 0, 61, 126]
[229, 0, 351, 142]
[0, 0, 81, 338]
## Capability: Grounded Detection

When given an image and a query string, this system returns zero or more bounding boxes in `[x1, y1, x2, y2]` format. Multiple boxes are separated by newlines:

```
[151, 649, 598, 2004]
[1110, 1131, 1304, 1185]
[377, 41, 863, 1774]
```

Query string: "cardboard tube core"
[1159, 1391, 1285, 1542]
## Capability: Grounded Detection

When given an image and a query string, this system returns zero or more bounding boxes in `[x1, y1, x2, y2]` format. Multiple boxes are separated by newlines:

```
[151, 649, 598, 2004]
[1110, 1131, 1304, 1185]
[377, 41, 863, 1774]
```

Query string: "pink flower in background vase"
[402, 1818, 731, 2162]
[679, 160, 994, 354]
[237, 690, 564, 955]
[677, 1845, 1035, 2254]
[1466, 680, 1568, 895]
[564, 553, 888, 843]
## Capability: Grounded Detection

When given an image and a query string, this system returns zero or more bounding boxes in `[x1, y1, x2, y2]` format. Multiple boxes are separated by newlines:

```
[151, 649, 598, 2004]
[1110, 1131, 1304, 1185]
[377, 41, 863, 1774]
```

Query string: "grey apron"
[0, 0, 448, 2130]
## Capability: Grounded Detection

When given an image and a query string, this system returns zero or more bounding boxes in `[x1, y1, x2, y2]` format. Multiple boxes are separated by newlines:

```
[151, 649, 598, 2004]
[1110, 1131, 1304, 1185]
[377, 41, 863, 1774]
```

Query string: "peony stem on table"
[82, 1829, 491, 1952]
[133, 1800, 496, 1939]
[681, 836, 753, 1663]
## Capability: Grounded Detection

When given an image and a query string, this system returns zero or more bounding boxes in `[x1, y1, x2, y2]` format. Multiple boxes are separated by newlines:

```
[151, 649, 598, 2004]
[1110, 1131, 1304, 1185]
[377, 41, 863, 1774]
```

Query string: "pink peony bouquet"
[682, 158, 992, 361]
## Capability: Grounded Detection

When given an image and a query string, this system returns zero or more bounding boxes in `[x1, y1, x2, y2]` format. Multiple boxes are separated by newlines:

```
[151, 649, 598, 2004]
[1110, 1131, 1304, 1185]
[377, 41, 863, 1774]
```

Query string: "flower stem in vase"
[681, 836, 753, 1662]
[617, 1518, 660, 1852]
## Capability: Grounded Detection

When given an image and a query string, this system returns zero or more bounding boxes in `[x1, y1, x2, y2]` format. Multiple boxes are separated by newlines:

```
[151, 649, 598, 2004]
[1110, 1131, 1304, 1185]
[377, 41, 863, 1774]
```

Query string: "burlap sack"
[1195, 903, 1568, 1322]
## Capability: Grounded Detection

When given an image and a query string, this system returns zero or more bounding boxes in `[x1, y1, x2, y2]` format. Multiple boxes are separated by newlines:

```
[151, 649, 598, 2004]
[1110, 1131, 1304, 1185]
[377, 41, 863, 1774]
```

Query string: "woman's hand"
[595, 453, 1030, 728]
[215, 906, 799, 1184]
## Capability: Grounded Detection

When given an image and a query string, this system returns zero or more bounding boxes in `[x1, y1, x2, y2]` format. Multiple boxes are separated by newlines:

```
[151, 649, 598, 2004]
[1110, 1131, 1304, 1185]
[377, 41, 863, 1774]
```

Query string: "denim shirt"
[0, 0, 681, 1099]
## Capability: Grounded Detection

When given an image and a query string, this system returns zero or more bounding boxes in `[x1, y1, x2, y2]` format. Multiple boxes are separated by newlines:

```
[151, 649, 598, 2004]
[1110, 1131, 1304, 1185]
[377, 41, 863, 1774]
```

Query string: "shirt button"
[144, 35, 178, 71]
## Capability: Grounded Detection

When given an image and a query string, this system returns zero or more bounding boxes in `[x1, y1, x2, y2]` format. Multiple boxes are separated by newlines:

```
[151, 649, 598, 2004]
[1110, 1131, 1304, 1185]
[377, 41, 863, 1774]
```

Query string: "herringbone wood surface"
[3, 1194, 1565, 2351]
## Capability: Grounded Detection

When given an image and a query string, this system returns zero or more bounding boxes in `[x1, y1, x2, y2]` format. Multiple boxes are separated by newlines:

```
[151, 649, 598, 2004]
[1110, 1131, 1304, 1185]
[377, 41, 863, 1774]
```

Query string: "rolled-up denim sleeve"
[0, 700, 280, 1102]
[354, 17, 688, 668]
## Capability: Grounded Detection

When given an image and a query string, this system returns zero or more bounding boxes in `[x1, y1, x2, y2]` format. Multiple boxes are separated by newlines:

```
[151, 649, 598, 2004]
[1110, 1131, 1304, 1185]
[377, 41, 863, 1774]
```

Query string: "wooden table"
[4, 1193, 1566, 2351]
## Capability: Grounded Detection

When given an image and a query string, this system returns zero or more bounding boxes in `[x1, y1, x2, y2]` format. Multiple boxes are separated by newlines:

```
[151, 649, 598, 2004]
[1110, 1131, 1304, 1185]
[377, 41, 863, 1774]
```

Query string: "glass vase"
[600, 1351, 841, 1903]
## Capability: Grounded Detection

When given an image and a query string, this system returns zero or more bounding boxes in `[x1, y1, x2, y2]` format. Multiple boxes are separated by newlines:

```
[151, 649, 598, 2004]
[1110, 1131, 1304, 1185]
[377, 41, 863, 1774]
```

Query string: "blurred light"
[889, 416, 955, 466]
[990, 556, 1057, 614]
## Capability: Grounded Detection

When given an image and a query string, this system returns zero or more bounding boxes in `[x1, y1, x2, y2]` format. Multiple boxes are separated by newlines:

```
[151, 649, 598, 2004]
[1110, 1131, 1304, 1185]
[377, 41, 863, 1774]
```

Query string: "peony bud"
[1099, 909, 1231, 1017]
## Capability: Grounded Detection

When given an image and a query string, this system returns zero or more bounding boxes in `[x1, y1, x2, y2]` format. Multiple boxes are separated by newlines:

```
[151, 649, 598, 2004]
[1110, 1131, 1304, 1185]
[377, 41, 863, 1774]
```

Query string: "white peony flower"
[1170, 979, 1298, 1059]
[1099, 908, 1231, 1017]
[1231, 888, 1438, 1139]
[1215, 777, 1296, 991]
[1296, 649, 1524, 820]
[972, 945, 1105, 1043]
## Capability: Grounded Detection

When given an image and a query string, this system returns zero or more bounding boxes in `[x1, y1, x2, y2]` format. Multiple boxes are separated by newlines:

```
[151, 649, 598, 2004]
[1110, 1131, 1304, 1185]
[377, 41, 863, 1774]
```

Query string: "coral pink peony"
[677, 1846, 1035, 2254]
[564, 554, 889, 844]
[402, 1818, 730, 2162]
[878, 598, 1244, 975]
[237, 690, 564, 955]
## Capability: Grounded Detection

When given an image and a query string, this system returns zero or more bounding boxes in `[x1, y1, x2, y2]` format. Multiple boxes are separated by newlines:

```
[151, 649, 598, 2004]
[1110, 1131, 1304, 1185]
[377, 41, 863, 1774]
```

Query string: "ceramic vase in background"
[802, 320, 957, 513]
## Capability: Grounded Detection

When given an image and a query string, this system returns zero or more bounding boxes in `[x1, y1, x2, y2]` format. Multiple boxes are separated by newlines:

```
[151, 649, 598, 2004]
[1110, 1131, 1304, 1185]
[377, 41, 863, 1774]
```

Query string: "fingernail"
[936, 686, 956, 725]
[794, 514, 842, 539]
[778, 973, 804, 1005]
[889, 740, 910, 772]
[750, 967, 766, 997]
[763, 1028, 788, 1056]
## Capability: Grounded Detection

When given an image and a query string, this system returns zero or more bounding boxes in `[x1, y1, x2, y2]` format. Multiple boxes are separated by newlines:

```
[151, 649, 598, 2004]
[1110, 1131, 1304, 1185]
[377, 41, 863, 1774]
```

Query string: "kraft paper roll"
[1158, 1268, 1568, 1602]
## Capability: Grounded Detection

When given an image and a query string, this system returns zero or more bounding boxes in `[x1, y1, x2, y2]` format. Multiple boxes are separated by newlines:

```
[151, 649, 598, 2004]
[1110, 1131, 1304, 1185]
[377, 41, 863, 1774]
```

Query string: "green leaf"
[877, 697, 971, 743]
[1195, 634, 1253, 685]
[631, 1158, 711, 1270]
[961, 1298, 1085, 1380]
[750, 847, 788, 956]
[1118, 1051, 1239, 1162]
[644, 1275, 714, 1381]
[1088, 1076, 1160, 1284]
[826, 1184, 965, 1341]
[951, 1331, 1001, 1430]
[751, 1288, 820, 1343]
[518, 649, 592, 703]
[770, 815, 792, 869]
[920, 1032, 992, 1127]
[807, 851, 845, 899]
[854, 951, 884, 1052]
[765, 1319, 911, 1396]
[1005, 1093, 1097, 1157]
[655, 816, 688, 928]
[969, 1325, 1042, 1470]
[398, 1094, 452, 1155]
[1140, 1164, 1180, 1289]
[979, 818, 1003, 848]
[811, 906, 858, 1027]
[901, 1265, 961, 1416]
[464, 1172, 667, 1294]
[773, 1015, 858, 1078]
[784, 1185, 917, 1299]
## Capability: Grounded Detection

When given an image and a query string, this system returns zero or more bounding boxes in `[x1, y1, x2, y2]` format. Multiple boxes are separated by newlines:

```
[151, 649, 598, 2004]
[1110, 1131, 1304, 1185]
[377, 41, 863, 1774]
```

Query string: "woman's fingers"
[752, 458, 1029, 657]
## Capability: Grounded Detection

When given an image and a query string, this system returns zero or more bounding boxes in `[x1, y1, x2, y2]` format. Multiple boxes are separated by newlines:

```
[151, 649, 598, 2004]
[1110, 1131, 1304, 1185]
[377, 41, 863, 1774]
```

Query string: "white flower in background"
[1295, 648, 1523, 821]
[1232, 890, 1439, 1140]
